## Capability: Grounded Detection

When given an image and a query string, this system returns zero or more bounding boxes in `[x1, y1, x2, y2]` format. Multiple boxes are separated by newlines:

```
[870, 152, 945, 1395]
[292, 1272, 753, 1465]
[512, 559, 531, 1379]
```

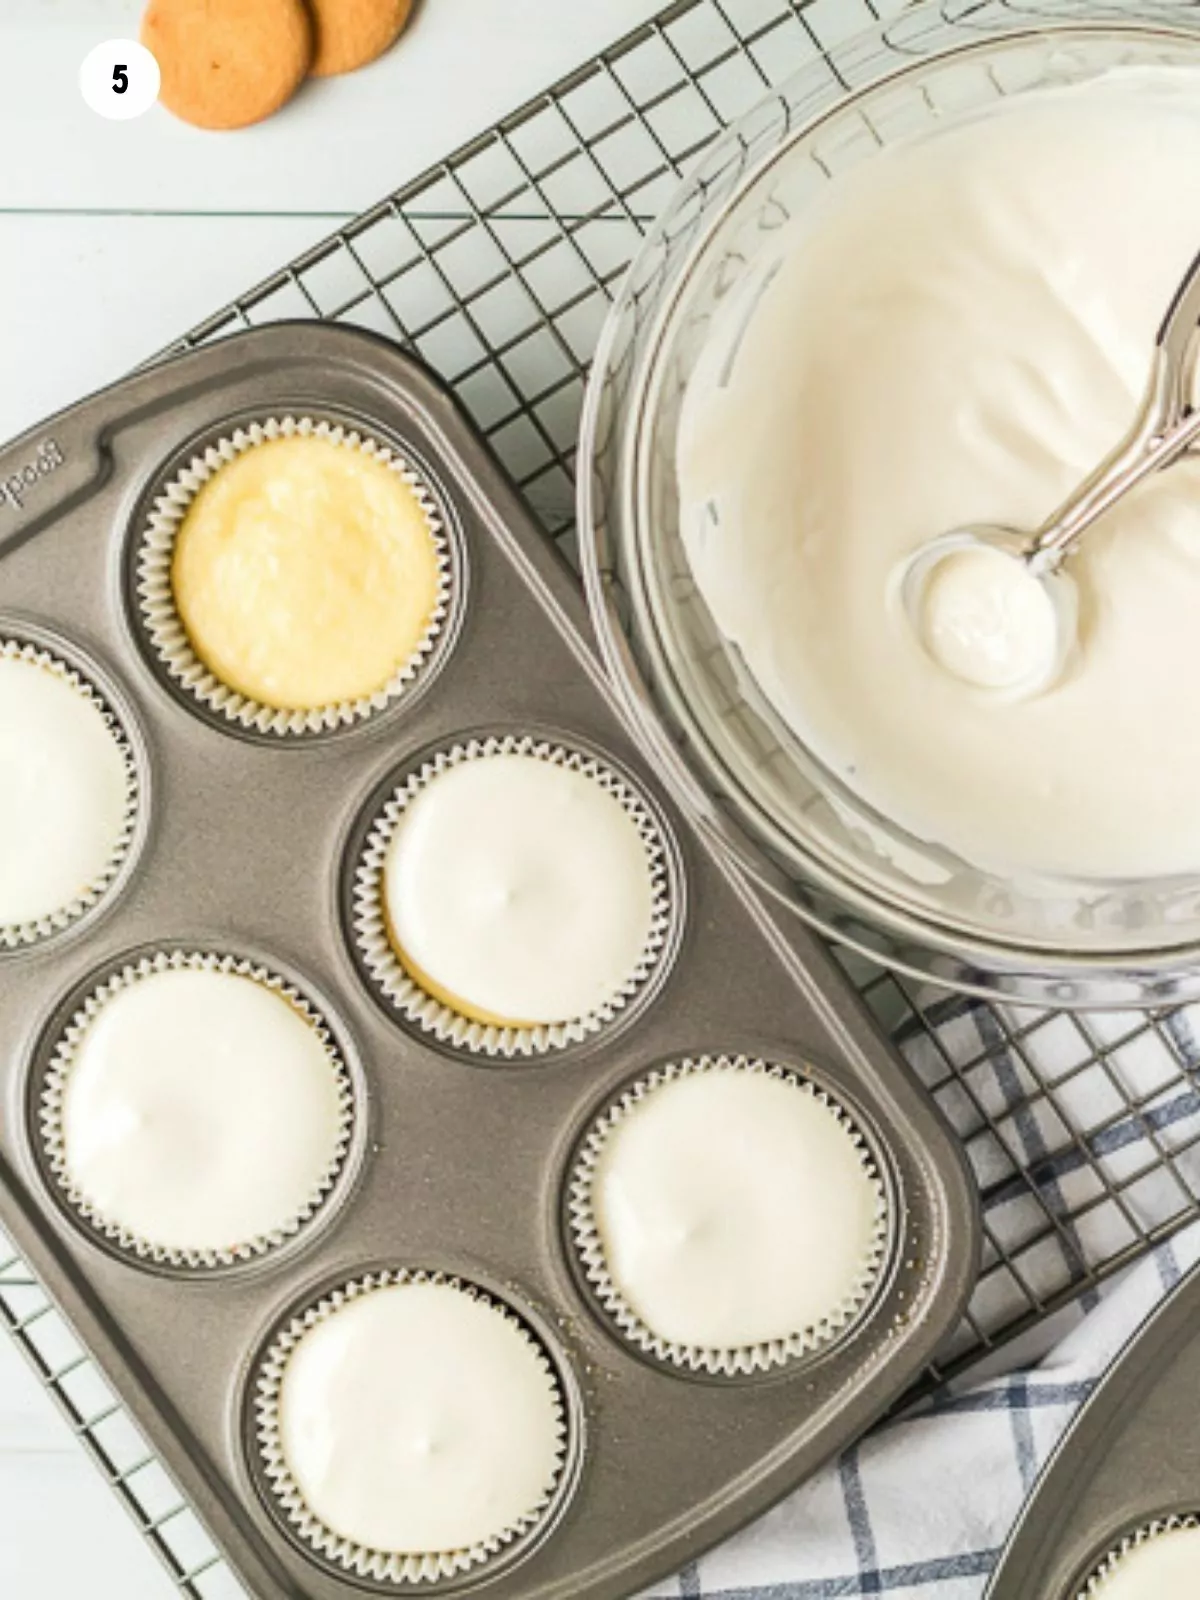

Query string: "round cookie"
[142, 0, 313, 130]
[308, 0, 414, 77]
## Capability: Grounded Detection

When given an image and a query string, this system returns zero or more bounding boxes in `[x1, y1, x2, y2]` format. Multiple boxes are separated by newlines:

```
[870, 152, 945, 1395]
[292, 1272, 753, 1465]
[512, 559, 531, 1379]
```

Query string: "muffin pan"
[0, 321, 978, 1598]
[986, 1262, 1200, 1600]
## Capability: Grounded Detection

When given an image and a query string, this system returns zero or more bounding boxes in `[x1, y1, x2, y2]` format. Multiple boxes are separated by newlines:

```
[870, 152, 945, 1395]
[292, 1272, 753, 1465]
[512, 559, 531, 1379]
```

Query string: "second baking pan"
[986, 1259, 1200, 1599]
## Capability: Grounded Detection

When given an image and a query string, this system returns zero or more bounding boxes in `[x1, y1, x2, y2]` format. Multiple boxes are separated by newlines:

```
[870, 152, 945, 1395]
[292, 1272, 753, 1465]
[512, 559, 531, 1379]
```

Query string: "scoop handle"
[1029, 247, 1200, 575]
[1159, 243, 1200, 422]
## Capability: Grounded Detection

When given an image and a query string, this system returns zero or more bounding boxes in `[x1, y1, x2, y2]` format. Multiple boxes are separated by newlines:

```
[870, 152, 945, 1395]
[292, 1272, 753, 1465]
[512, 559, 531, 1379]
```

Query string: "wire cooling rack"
[5, 0, 1200, 1593]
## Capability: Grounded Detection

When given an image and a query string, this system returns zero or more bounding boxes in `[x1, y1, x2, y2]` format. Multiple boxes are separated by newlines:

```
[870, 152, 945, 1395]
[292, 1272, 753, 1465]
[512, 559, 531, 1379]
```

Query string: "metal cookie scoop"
[900, 246, 1200, 697]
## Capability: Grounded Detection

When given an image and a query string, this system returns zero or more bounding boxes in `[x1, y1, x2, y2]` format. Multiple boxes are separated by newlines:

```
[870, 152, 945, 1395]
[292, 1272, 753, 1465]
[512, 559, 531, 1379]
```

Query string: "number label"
[79, 40, 160, 120]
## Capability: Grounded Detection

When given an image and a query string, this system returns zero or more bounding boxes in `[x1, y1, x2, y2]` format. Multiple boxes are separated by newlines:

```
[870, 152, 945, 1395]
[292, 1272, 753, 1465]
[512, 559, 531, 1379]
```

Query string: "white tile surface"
[0, 0, 666, 442]
[0, 1331, 169, 1599]
[0, 213, 336, 442]
[0, 1, 665, 1593]
[5, 0, 665, 212]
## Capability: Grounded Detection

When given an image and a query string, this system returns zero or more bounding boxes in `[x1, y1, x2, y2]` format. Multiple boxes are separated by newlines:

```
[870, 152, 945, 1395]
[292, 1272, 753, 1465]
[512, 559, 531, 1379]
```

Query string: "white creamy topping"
[678, 71, 1200, 879]
[593, 1069, 880, 1349]
[911, 544, 1061, 692]
[1093, 1526, 1200, 1597]
[279, 1281, 561, 1555]
[384, 752, 655, 1025]
[0, 653, 129, 927]
[61, 968, 344, 1253]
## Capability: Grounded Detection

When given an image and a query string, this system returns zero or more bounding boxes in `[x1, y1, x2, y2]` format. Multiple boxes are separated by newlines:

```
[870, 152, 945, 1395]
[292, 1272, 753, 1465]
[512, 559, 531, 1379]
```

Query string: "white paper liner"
[253, 1269, 569, 1585]
[136, 415, 453, 737]
[1080, 1515, 1200, 1595]
[568, 1054, 892, 1376]
[39, 950, 355, 1269]
[351, 735, 676, 1057]
[0, 637, 140, 951]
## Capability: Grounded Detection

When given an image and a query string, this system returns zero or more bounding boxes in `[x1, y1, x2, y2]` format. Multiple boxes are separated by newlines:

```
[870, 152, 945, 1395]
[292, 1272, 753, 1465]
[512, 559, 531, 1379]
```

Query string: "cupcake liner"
[253, 1269, 569, 1585]
[352, 735, 676, 1058]
[38, 950, 355, 1270]
[0, 637, 141, 952]
[568, 1054, 891, 1377]
[136, 415, 454, 737]
[1080, 1516, 1200, 1595]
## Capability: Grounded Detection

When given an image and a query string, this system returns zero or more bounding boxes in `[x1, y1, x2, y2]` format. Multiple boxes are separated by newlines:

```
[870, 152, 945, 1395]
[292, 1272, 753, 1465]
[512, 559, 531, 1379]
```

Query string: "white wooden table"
[0, 2, 664, 1591]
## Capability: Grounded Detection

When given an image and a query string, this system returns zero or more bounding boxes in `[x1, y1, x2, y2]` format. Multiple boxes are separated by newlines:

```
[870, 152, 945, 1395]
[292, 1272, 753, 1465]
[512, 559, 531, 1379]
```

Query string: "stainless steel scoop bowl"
[900, 245, 1200, 695]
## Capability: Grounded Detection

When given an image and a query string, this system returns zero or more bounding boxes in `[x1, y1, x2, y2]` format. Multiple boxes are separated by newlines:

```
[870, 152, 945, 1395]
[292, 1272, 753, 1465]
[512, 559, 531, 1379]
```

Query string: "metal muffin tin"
[987, 1261, 1200, 1600]
[0, 321, 978, 1599]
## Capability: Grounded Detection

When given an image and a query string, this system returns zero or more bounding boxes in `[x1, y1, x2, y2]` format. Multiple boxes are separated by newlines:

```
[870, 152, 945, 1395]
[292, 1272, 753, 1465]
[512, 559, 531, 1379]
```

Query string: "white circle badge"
[79, 40, 161, 121]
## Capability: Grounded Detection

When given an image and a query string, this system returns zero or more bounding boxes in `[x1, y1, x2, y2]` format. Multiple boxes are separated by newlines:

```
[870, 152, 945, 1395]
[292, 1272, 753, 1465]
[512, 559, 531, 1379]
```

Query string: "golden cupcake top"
[170, 433, 442, 713]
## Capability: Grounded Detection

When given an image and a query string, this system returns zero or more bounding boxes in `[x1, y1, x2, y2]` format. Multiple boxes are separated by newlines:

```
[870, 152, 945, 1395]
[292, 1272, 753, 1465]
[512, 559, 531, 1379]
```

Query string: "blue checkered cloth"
[644, 994, 1200, 1599]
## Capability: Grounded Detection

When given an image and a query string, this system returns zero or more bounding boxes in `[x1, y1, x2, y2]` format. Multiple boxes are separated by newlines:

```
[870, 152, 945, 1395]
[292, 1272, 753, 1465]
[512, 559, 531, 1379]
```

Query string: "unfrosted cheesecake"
[171, 434, 441, 712]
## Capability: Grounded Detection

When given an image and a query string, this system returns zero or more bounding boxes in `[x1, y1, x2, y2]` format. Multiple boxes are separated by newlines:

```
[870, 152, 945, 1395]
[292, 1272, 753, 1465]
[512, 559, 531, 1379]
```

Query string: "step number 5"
[79, 39, 161, 120]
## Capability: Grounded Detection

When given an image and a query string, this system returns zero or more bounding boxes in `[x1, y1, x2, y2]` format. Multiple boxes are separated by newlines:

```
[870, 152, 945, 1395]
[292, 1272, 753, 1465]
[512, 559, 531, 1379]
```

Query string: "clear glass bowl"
[578, 0, 1200, 1007]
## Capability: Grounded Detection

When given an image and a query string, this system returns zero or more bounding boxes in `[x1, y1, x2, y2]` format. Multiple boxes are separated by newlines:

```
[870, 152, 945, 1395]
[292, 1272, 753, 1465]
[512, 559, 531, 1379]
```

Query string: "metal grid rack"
[5, 0, 1200, 1593]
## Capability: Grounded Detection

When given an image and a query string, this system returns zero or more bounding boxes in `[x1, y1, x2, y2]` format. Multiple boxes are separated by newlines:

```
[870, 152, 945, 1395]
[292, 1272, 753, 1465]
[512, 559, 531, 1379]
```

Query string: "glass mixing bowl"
[579, 0, 1200, 1007]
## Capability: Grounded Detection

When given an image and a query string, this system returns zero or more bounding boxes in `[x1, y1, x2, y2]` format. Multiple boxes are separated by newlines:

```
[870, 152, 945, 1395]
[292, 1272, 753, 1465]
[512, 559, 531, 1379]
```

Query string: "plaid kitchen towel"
[645, 991, 1200, 1599]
